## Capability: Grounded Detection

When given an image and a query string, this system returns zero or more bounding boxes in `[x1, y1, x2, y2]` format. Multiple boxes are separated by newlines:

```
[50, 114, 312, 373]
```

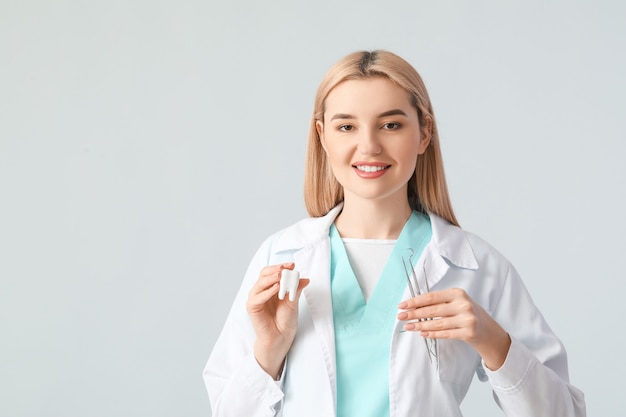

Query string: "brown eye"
[339, 125, 353, 132]
[383, 122, 401, 130]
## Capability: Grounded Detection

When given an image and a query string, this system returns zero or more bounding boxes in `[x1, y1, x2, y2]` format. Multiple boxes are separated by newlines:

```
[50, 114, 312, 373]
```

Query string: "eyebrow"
[329, 109, 408, 121]
[379, 109, 408, 118]
[329, 113, 354, 121]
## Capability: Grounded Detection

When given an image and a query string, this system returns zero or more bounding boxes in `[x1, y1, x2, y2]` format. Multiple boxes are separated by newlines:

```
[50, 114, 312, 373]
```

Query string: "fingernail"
[397, 312, 408, 320]
[398, 301, 407, 309]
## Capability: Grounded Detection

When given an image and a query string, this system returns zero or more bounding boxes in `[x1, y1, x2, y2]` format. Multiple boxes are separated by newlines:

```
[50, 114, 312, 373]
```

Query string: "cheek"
[324, 141, 351, 163]
[398, 142, 421, 175]
[396, 140, 420, 161]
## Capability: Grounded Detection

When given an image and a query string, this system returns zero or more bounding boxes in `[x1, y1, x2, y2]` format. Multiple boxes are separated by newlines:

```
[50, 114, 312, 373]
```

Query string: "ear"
[316, 120, 327, 152]
[417, 116, 433, 154]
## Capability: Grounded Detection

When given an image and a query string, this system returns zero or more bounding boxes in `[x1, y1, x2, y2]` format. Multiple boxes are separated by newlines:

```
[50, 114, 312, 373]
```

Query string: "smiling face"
[316, 77, 430, 208]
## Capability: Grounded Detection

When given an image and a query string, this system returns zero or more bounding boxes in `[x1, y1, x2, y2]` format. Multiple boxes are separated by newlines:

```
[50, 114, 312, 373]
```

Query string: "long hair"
[303, 50, 459, 227]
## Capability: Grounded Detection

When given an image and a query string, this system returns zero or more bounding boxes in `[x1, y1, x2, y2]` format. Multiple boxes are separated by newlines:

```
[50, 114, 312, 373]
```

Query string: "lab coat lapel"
[428, 213, 478, 271]
[415, 213, 479, 292]
[296, 236, 337, 403]
[422, 245, 451, 290]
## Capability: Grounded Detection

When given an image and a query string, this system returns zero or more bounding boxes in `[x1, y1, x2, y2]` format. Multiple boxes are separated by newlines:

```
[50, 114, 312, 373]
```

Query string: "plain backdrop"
[1, 1, 624, 416]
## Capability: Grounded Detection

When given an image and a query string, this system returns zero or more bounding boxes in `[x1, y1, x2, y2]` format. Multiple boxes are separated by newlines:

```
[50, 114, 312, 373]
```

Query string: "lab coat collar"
[273, 203, 478, 271]
[429, 214, 478, 270]
[273, 204, 343, 253]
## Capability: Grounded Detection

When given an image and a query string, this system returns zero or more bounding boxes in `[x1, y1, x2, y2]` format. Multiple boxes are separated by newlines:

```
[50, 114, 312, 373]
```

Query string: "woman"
[203, 50, 585, 417]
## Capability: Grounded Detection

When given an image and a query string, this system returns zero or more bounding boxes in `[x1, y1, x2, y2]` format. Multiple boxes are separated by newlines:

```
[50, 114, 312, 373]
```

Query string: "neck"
[335, 194, 412, 239]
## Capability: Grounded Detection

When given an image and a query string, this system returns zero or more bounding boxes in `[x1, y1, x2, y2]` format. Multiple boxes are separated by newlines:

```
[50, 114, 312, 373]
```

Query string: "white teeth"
[355, 165, 387, 172]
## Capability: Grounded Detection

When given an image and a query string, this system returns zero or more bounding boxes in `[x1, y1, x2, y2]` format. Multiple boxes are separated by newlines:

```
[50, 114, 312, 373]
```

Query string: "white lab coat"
[204, 205, 586, 417]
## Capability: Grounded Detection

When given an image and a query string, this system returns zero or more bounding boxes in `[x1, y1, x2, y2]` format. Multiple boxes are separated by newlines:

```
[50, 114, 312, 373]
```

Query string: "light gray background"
[1, 1, 624, 416]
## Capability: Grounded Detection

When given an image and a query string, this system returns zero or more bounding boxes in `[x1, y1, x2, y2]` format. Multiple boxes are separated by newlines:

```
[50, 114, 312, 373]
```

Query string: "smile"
[354, 165, 390, 172]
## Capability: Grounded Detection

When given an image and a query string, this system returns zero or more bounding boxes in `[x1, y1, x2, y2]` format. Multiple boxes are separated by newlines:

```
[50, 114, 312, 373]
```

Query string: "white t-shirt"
[341, 238, 396, 302]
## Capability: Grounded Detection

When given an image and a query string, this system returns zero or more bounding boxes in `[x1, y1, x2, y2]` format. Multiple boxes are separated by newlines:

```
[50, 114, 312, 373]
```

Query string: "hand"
[397, 288, 511, 370]
[246, 263, 309, 378]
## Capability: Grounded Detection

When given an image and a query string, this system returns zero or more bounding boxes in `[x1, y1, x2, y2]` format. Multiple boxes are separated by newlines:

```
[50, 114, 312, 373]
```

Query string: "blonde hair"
[304, 50, 459, 227]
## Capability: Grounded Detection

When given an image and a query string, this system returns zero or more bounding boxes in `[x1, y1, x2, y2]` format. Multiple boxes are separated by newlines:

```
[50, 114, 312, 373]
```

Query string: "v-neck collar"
[330, 212, 432, 334]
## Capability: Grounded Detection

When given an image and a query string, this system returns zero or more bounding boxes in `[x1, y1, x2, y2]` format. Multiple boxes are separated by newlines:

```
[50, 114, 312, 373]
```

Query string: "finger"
[397, 302, 457, 322]
[398, 291, 448, 310]
[401, 289, 476, 323]
[250, 273, 280, 298]
[403, 315, 476, 339]
[298, 278, 310, 290]
[247, 282, 280, 309]
[261, 263, 295, 276]
[259, 262, 295, 278]
[416, 327, 470, 340]
[402, 316, 458, 334]
[292, 278, 310, 300]
[398, 288, 467, 310]
[252, 263, 295, 294]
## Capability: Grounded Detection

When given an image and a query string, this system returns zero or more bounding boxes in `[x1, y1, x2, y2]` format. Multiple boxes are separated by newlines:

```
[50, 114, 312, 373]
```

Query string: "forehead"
[324, 77, 414, 116]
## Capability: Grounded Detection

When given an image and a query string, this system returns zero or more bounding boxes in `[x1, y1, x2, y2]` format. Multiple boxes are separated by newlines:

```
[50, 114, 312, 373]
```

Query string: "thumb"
[289, 278, 310, 303]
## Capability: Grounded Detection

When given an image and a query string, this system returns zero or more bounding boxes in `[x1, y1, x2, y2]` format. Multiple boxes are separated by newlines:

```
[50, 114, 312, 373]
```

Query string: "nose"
[357, 127, 382, 155]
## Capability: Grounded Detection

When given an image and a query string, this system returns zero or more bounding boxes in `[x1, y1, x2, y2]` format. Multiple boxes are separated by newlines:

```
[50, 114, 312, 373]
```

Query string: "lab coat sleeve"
[203, 234, 286, 417]
[485, 263, 586, 417]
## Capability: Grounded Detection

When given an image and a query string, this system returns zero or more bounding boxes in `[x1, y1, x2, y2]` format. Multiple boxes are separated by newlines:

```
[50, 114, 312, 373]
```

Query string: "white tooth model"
[279, 269, 300, 302]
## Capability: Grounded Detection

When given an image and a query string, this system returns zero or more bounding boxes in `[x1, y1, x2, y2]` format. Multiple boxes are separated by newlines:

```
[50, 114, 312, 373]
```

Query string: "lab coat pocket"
[436, 339, 479, 386]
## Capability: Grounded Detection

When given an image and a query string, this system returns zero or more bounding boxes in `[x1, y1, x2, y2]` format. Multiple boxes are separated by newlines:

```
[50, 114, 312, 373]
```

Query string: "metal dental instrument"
[401, 249, 438, 366]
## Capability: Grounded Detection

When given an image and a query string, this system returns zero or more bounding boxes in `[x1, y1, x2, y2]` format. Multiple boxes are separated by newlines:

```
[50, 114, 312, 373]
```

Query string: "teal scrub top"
[330, 211, 432, 417]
